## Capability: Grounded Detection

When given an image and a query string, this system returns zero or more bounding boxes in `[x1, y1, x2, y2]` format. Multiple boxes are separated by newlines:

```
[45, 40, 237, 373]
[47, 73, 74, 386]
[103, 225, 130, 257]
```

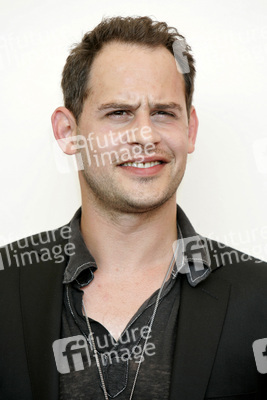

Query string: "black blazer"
[0, 225, 267, 400]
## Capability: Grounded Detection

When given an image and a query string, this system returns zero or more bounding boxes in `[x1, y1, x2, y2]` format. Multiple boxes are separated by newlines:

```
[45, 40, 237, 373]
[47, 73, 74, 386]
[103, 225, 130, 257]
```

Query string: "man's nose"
[124, 116, 161, 147]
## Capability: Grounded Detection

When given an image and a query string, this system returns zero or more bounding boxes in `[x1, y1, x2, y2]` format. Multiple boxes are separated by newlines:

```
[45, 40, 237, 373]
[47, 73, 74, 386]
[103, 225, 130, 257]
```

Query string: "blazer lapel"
[20, 237, 67, 400]
[169, 273, 231, 400]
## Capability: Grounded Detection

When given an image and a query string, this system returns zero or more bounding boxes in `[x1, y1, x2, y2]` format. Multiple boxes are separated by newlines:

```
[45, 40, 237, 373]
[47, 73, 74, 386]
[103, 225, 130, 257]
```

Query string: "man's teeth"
[121, 161, 162, 168]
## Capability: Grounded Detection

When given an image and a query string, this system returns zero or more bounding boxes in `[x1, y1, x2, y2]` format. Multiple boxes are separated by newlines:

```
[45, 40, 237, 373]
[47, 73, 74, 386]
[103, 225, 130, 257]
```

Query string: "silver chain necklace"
[82, 246, 178, 400]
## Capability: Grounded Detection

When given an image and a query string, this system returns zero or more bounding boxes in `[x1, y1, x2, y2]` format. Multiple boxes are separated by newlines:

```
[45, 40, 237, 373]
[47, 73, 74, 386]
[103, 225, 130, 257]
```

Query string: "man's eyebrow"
[97, 102, 183, 112]
[97, 103, 140, 111]
[150, 102, 183, 112]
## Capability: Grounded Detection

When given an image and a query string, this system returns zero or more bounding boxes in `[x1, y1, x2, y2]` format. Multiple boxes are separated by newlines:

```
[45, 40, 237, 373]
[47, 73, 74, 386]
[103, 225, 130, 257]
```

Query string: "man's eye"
[154, 111, 175, 117]
[107, 110, 128, 117]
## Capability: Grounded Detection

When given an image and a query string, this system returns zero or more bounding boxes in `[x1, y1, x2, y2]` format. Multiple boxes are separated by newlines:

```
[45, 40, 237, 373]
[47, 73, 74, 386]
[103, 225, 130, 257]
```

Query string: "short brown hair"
[61, 16, 196, 123]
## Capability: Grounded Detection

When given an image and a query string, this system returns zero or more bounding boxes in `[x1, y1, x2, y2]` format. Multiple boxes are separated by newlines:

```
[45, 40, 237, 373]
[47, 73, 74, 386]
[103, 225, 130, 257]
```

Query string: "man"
[0, 16, 267, 400]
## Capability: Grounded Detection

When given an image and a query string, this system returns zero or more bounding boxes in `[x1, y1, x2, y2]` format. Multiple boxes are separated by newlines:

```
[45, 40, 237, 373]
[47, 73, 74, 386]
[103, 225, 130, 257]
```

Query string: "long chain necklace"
[82, 245, 178, 400]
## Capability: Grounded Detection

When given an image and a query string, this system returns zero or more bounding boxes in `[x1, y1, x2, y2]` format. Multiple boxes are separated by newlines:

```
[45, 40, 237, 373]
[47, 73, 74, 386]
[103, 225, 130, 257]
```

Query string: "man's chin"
[114, 192, 176, 214]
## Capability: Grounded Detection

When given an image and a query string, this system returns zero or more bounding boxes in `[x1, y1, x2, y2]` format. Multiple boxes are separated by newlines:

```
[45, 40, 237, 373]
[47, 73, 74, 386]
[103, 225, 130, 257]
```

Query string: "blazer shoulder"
[204, 236, 267, 290]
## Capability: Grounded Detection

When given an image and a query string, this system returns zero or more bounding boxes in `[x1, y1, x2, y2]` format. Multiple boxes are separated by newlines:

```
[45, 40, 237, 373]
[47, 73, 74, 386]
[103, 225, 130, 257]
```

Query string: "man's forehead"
[85, 41, 186, 108]
[90, 41, 179, 76]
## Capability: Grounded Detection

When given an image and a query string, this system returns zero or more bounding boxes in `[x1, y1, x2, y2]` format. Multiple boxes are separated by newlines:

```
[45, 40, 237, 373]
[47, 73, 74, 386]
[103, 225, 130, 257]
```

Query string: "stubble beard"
[81, 163, 186, 215]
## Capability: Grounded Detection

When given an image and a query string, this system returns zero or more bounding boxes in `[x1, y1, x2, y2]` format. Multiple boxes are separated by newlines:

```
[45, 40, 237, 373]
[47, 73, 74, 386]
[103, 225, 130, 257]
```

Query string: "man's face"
[77, 42, 197, 213]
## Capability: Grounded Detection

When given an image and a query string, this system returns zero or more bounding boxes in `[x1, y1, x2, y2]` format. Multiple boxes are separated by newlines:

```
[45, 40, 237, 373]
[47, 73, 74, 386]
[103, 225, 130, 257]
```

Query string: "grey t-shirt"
[60, 274, 181, 400]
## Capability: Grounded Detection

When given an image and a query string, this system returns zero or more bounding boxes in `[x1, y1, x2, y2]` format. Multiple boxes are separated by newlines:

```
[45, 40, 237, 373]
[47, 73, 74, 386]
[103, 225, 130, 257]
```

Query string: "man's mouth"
[120, 161, 163, 169]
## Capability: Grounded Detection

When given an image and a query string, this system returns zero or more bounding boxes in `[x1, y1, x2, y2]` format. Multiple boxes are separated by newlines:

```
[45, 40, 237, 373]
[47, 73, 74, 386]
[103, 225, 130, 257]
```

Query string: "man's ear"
[187, 106, 199, 154]
[51, 107, 78, 155]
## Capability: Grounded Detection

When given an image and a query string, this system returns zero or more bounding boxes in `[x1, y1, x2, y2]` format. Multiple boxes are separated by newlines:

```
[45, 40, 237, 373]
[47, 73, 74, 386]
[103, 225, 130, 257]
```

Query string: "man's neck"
[80, 197, 178, 276]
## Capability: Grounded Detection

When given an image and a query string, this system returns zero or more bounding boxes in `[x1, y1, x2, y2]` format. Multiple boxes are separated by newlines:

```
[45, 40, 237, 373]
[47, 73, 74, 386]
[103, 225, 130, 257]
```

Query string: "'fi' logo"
[52, 335, 91, 374]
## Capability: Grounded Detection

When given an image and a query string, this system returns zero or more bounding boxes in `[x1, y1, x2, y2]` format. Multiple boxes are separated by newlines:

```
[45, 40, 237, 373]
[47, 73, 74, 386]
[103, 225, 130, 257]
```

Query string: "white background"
[1, 0, 267, 260]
